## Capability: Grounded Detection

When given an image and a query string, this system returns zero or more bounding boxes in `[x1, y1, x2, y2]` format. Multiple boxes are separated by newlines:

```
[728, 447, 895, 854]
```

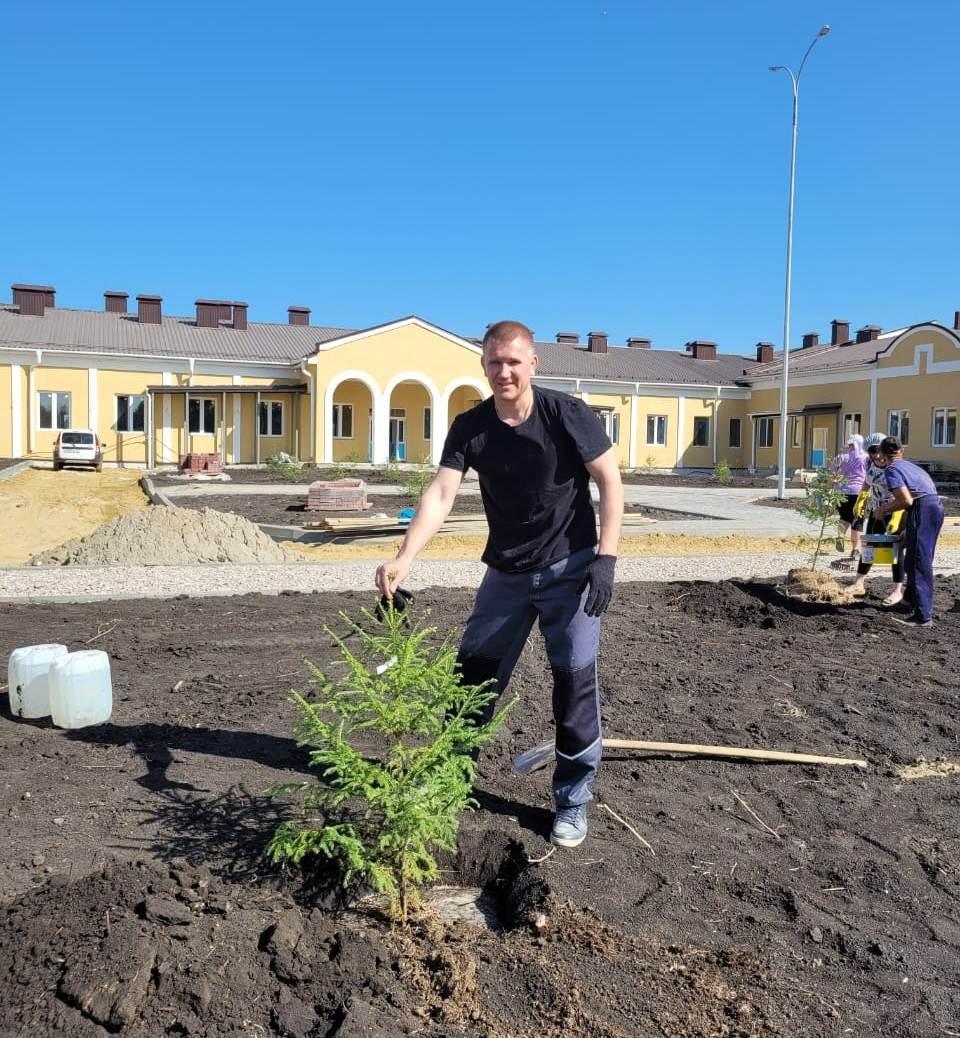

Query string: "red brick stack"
[305, 479, 368, 511]
[178, 453, 224, 475]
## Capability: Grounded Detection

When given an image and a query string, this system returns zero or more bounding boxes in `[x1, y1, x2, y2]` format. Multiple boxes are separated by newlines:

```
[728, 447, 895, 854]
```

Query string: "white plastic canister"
[48, 650, 113, 729]
[7, 644, 69, 718]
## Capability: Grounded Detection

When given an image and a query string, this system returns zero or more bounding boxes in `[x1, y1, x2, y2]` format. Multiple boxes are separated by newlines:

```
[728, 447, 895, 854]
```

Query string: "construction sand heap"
[32, 506, 295, 567]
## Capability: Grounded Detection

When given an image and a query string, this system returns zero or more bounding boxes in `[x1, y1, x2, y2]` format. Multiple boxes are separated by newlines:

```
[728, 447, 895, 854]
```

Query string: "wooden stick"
[602, 738, 867, 769]
[600, 803, 655, 855]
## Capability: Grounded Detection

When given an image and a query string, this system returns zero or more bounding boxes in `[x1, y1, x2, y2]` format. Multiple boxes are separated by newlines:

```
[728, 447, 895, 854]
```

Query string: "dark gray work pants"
[457, 547, 602, 808]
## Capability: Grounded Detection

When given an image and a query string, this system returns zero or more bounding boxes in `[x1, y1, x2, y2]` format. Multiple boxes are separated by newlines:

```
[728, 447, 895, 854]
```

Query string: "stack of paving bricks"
[179, 452, 224, 475]
[305, 478, 368, 511]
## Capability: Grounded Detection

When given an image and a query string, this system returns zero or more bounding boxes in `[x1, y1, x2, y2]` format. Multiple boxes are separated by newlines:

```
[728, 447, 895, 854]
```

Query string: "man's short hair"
[880, 436, 902, 457]
[482, 320, 535, 352]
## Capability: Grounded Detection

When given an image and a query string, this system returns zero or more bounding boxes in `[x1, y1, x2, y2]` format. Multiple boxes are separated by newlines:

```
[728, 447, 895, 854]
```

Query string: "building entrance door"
[811, 427, 828, 468]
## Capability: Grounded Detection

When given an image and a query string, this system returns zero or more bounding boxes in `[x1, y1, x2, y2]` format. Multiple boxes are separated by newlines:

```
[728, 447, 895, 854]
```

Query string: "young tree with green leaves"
[797, 465, 846, 571]
[268, 605, 512, 922]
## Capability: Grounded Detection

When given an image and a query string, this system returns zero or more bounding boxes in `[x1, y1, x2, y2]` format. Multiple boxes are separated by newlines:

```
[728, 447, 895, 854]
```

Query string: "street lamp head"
[818, 25, 831, 36]
[769, 65, 784, 72]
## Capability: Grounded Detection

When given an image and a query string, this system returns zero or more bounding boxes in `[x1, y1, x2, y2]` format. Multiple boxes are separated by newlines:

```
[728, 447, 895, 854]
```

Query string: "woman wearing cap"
[831, 433, 868, 559]
[845, 432, 905, 604]
[872, 436, 944, 628]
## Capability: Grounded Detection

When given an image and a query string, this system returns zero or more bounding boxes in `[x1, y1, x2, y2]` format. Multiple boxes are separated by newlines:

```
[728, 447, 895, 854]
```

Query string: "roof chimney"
[232, 302, 248, 330]
[137, 294, 162, 324]
[856, 324, 881, 343]
[756, 342, 775, 364]
[288, 306, 311, 326]
[104, 291, 128, 314]
[12, 284, 55, 316]
[196, 299, 232, 328]
[831, 319, 850, 346]
[556, 331, 580, 344]
[688, 340, 717, 360]
[954, 310, 960, 330]
[587, 331, 608, 354]
[626, 337, 651, 348]
[802, 332, 819, 349]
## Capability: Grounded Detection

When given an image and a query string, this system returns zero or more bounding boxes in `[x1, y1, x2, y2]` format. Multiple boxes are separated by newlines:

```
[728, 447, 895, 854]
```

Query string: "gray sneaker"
[551, 804, 588, 848]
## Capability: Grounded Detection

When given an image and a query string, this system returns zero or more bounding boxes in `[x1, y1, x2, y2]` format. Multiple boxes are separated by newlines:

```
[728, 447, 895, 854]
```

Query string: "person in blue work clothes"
[375, 320, 624, 849]
[872, 436, 945, 628]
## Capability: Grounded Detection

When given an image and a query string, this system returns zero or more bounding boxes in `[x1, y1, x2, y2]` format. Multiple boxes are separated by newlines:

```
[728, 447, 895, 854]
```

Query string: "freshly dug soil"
[1, 577, 959, 1035]
[31, 505, 295, 566]
[171, 493, 708, 528]
[153, 465, 407, 487]
[622, 473, 807, 489]
[754, 495, 960, 517]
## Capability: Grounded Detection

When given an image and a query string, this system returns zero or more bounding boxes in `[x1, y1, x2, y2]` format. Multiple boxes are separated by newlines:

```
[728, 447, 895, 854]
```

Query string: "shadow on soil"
[733, 577, 873, 618]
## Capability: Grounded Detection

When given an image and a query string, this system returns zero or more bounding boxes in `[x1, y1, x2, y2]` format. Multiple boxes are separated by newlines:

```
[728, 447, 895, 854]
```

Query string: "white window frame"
[756, 416, 774, 449]
[646, 414, 667, 446]
[887, 408, 910, 446]
[258, 399, 284, 437]
[188, 397, 217, 435]
[39, 391, 72, 430]
[728, 417, 742, 449]
[332, 403, 354, 439]
[791, 415, 803, 449]
[842, 412, 862, 441]
[423, 406, 432, 441]
[116, 394, 146, 433]
[591, 407, 620, 445]
[692, 415, 710, 448]
[932, 406, 957, 448]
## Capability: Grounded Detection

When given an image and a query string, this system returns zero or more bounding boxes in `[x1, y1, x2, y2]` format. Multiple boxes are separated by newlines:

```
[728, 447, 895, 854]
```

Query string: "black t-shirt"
[439, 386, 612, 573]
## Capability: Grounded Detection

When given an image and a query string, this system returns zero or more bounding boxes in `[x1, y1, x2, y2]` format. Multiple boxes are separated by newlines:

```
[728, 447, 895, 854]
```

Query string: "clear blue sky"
[3, 1, 958, 353]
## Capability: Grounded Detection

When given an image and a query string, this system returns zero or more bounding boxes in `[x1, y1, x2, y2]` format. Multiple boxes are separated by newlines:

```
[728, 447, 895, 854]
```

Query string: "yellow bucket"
[863, 534, 901, 566]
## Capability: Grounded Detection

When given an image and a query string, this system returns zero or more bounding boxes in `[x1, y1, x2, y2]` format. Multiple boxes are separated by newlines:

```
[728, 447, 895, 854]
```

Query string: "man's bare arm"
[585, 447, 623, 556]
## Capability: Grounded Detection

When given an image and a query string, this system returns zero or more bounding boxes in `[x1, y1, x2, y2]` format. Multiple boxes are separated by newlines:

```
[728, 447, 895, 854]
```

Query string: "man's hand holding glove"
[579, 554, 616, 617]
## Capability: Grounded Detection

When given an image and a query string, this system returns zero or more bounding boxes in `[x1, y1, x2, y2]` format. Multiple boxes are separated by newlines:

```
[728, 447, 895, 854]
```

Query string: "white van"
[53, 429, 103, 472]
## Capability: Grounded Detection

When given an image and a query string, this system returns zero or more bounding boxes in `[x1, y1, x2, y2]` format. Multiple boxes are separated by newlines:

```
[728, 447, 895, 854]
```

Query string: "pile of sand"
[32, 506, 294, 567]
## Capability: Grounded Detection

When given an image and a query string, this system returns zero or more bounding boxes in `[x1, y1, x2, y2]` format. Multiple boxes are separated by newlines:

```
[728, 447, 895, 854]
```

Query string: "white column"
[628, 392, 638, 468]
[712, 393, 718, 465]
[675, 396, 686, 469]
[27, 365, 36, 453]
[255, 391, 261, 464]
[373, 391, 391, 464]
[11, 364, 22, 457]
[869, 373, 878, 433]
[431, 394, 449, 466]
[750, 418, 756, 471]
[232, 377, 241, 464]
[88, 368, 99, 433]
[161, 371, 173, 463]
[220, 390, 227, 464]
[146, 393, 154, 468]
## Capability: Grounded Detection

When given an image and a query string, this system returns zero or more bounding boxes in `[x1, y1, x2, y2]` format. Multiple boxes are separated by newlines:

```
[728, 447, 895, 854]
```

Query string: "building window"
[259, 400, 283, 437]
[842, 412, 862, 441]
[692, 416, 710, 447]
[423, 407, 431, 441]
[646, 415, 667, 446]
[791, 416, 803, 449]
[756, 416, 774, 449]
[888, 409, 909, 446]
[932, 406, 957, 448]
[188, 398, 216, 434]
[39, 391, 72, 430]
[728, 418, 742, 448]
[332, 403, 353, 439]
[116, 395, 146, 433]
[592, 408, 620, 445]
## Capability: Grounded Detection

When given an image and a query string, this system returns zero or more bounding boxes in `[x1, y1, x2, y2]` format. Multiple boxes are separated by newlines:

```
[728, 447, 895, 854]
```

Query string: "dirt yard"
[0, 468, 148, 565]
[1, 578, 958, 1036]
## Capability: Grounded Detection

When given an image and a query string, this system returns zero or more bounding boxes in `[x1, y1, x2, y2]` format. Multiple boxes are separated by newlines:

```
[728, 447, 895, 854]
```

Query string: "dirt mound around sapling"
[31, 505, 295, 566]
[782, 567, 854, 604]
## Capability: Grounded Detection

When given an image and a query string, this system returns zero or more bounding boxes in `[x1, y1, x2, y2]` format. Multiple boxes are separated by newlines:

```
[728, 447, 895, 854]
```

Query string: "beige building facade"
[2, 284, 958, 474]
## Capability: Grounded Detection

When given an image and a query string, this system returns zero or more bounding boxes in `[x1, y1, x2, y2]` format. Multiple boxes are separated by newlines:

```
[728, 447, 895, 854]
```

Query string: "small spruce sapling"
[797, 465, 846, 571]
[267, 604, 512, 922]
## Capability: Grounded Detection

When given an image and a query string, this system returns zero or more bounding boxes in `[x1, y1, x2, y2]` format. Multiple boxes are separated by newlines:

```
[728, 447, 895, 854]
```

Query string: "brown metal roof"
[0, 305, 353, 365]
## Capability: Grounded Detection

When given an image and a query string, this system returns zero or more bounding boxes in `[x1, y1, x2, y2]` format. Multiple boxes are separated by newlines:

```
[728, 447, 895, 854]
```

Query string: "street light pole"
[770, 25, 830, 499]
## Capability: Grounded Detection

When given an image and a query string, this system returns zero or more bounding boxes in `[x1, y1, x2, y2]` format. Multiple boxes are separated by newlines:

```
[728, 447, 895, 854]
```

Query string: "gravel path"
[3, 551, 960, 603]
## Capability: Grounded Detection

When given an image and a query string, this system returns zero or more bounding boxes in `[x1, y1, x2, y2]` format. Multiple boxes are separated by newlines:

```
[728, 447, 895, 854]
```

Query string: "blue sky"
[3, 1, 958, 353]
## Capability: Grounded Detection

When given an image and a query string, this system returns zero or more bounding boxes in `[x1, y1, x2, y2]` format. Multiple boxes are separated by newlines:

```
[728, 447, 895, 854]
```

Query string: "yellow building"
[2, 284, 958, 474]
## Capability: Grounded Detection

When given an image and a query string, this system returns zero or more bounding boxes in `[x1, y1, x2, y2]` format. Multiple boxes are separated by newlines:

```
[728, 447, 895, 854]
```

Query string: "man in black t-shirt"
[375, 320, 624, 849]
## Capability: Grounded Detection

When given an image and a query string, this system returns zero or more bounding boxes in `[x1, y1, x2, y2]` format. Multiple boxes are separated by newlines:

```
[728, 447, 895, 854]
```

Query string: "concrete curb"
[0, 461, 33, 483]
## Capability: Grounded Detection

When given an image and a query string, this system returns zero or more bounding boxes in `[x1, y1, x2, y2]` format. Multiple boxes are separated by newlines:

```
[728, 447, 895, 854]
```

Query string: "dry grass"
[781, 568, 855, 604]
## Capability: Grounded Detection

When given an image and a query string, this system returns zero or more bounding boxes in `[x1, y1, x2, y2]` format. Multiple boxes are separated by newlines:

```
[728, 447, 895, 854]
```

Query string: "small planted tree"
[713, 459, 732, 486]
[402, 468, 433, 505]
[797, 465, 846, 570]
[267, 606, 511, 922]
[265, 451, 304, 482]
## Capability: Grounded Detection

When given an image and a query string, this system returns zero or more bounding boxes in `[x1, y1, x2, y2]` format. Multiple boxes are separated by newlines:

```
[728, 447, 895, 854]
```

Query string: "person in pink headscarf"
[831, 433, 868, 558]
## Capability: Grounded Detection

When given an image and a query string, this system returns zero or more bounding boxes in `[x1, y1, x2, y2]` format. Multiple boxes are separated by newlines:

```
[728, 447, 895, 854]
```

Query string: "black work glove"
[375, 586, 415, 623]
[579, 555, 616, 617]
